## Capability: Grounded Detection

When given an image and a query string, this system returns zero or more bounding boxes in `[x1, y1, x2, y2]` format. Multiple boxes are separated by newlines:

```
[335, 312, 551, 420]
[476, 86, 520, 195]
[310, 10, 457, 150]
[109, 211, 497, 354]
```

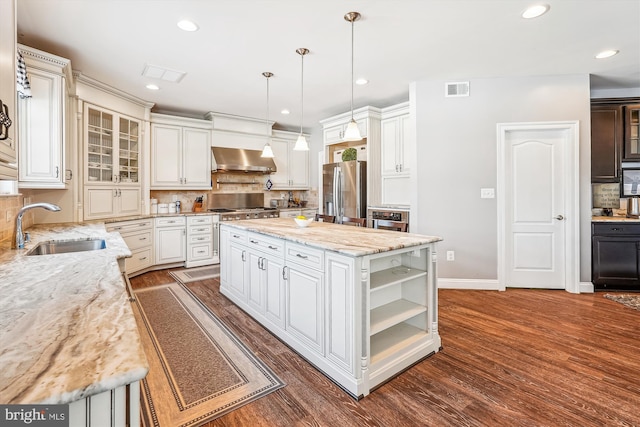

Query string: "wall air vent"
[445, 81, 470, 97]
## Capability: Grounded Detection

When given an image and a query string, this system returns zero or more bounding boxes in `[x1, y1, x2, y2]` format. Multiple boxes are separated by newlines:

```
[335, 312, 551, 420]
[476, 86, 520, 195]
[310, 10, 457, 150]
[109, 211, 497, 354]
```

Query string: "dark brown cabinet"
[591, 98, 640, 183]
[592, 222, 640, 291]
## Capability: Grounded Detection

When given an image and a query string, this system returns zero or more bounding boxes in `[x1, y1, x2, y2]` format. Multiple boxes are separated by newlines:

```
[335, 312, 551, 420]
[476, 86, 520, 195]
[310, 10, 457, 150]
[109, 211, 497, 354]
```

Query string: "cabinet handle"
[168, 220, 176, 223]
[554, 215, 564, 221]
[232, 234, 240, 239]
[268, 245, 277, 250]
[196, 228, 207, 232]
[282, 266, 288, 280]
[113, 226, 122, 230]
[296, 253, 308, 259]
[55, 166, 59, 178]
[196, 237, 205, 241]
[139, 237, 147, 241]
[139, 256, 147, 261]
[197, 250, 205, 254]
[611, 227, 622, 231]
[183, 230, 186, 235]
[250, 239, 259, 244]
[242, 250, 246, 262]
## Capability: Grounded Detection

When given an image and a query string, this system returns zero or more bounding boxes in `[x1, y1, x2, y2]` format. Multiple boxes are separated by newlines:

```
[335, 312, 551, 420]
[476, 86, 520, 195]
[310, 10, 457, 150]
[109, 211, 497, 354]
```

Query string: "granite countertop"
[592, 215, 640, 222]
[0, 222, 149, 404]
[221, 217, 442, 256]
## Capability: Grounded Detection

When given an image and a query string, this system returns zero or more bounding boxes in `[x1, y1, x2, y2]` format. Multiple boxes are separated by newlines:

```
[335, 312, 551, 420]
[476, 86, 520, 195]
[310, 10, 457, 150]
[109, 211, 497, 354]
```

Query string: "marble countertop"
[221, 217, 442, 256]
[592, 215, 640, 222]
[0, 223, 149, 404]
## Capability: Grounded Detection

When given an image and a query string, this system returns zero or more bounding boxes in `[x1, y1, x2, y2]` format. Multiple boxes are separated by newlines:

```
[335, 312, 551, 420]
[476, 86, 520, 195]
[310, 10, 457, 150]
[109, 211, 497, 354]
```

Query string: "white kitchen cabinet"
[83, 104, 142, 219]
[320, 106, 383, 206]
[17, 45, 71, 189]
[186, 214, 215, 268]
[155, 216, 186, 265]
[106, 218, 153, 276]
[380, 103, 412, 206]
[151, 114, 212, 190]
[269, 130, 309, 190]
[0, 0, 17, 180]
[84, 187, 140, 220]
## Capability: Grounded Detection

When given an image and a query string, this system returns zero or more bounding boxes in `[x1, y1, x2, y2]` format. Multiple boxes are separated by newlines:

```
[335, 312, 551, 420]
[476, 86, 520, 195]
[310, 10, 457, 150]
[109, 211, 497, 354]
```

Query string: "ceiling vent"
[445, 81, 470, 97]
[142, 64, 186, 83]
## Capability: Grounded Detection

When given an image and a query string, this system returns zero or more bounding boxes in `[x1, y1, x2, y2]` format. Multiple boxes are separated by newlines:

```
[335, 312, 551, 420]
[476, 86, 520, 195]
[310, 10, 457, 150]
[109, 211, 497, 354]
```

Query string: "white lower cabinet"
[186, 214, 216, 268]
[154, 216, 186, 265]
[286, 260, 324, 354]
[106, 218, 153, 276]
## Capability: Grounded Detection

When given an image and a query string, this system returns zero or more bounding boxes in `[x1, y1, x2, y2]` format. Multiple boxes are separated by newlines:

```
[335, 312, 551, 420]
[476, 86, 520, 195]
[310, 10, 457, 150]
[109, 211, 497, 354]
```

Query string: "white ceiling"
[16, 0, 640, 132]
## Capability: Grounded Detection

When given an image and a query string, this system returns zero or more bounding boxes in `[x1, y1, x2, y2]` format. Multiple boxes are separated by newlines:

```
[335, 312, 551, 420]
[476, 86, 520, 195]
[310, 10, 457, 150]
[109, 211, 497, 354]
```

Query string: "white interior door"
[497, 122, 579, 292]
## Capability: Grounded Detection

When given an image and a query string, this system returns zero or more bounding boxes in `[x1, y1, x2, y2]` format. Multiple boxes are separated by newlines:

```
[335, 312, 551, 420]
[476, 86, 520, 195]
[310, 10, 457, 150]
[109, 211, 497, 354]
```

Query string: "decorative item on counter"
[158, 203, 169, 214]
[294, 216, 313, 228]
[192, 196, 204, 212]
[265, 178, 273, 190]
[151, 198, 158, 214]
[592, 183, 620, 216]
[169, 202, 177, 213]
[175, 200, 181, 213]
[342, 147, 358, 161]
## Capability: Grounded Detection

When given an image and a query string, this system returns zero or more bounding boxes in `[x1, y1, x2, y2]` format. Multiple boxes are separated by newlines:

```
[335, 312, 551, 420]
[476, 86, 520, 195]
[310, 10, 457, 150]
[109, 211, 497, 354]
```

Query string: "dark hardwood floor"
[130, 269, 640, 427]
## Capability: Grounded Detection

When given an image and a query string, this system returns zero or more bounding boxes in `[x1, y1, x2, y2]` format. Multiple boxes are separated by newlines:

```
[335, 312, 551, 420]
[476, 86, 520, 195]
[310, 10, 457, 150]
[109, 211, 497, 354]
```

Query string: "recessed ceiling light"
[177, 20, 199, 32]
[595, 49, 619, 59]
[281, 109, 290, 115]
[522, 4, 550, 19]
[146, 84, 160, 90]
[355, 78, 369, 85]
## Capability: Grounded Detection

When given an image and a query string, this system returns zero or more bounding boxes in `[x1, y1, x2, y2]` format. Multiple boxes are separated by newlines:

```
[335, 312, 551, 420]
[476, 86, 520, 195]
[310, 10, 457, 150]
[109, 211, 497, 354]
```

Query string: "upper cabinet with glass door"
[624, 104, 640, 160]
[85, 104, 140, 184]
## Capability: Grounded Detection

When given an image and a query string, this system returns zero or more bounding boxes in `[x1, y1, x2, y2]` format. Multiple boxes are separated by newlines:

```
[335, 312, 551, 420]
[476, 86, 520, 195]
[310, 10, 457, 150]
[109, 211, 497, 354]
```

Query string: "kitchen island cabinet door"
[286, 261, 324, 355]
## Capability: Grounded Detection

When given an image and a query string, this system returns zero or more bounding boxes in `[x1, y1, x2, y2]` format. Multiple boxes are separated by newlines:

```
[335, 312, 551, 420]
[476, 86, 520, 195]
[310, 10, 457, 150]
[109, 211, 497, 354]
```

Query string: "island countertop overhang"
[219, 217, 442, 256]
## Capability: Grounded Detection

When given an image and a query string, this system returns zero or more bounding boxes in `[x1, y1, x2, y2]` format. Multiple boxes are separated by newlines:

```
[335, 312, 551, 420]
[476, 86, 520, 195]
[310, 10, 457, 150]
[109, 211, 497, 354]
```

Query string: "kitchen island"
[0, 223, 148, 425]
[219, 217, 442, 398]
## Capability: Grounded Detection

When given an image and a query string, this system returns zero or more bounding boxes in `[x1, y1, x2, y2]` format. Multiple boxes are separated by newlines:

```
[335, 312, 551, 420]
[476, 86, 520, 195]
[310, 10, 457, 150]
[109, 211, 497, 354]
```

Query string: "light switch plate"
[480, 188, 495, 199]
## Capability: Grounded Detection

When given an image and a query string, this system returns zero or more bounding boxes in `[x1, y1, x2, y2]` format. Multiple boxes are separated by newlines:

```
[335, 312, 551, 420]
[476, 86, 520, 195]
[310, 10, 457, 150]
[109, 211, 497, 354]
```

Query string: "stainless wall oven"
[367, 207, 410, 232]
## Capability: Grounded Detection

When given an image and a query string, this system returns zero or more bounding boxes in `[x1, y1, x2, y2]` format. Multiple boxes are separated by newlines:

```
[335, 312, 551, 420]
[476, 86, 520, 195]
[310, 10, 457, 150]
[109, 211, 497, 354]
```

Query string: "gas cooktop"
[209, 207, 279, 220]
[208, 207, 278, 213]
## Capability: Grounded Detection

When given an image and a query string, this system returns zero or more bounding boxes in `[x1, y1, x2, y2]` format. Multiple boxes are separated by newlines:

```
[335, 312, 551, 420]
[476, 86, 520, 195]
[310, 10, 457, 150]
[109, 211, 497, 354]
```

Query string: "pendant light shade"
[293, 48, 310, 151]
[261, 72, 275, 158]
[344, 11, 362, 142]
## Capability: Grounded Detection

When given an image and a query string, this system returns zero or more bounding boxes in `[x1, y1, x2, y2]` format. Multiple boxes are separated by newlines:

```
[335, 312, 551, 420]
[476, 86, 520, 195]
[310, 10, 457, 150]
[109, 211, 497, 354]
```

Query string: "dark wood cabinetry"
[592, 222, 640, 290]
[591, 98, 640, 183]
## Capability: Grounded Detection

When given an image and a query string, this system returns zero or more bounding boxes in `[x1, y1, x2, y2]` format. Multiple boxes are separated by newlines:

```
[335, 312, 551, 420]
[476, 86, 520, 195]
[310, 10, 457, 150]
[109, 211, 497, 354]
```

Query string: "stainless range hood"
[211, 147, 277, 174]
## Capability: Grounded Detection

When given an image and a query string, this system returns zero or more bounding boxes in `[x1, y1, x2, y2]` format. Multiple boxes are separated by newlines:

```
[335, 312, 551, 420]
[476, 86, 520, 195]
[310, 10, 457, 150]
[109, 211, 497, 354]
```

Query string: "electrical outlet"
[480, 188, 495, 199]
[446, 250, 455, 261]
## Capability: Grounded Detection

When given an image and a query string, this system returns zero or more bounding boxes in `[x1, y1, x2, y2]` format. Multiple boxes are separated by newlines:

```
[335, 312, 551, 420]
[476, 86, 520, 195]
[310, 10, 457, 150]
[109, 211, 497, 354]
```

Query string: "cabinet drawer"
[286, 242, 324, 271]
[107, 219, 152, 233]
[122, 230, 152, 251]
[189, 234, 212, 244]
[592, 223, 640, 235]
[189, 224, 213, 235]
[126, 247, 153, 273]
[247, 232, 284, 255]
[189, 243, 213, 260]
[187, 215, 213, 226]
[228, 228, 247, 244]
[156, 216, 186, 227]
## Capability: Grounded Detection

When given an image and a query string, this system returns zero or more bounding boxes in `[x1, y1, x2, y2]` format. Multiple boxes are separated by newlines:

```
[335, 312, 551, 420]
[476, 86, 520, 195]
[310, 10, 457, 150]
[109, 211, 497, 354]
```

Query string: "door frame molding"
[496, 121, 581, 293]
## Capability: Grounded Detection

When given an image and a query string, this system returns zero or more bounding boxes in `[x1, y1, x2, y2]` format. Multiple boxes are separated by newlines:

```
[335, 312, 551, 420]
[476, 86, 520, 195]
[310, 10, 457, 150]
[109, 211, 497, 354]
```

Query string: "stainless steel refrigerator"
[322, 161, 367, 223]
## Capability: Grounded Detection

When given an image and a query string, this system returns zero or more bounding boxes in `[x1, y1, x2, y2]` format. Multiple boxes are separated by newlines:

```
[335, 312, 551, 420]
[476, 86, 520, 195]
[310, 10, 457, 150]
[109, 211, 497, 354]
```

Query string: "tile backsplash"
[0, 195, 33, 244]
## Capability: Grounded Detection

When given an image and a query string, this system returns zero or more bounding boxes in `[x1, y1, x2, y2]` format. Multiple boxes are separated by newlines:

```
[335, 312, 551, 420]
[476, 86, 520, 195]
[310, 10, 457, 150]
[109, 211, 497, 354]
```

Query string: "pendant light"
[293, 48, 310, 151]
[261, 72, 275, 158]
[343, 11, 362, 142]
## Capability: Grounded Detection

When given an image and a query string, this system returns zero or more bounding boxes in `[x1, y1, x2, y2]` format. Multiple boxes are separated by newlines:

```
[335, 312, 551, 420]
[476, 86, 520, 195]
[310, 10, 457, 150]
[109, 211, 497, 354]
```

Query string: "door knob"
[554, 215, 564, 220]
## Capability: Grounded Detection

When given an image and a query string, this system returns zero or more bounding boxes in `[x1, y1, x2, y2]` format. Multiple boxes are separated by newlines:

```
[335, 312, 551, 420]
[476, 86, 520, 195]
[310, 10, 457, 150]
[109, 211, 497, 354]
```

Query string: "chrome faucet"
[13, 203, 61, 249]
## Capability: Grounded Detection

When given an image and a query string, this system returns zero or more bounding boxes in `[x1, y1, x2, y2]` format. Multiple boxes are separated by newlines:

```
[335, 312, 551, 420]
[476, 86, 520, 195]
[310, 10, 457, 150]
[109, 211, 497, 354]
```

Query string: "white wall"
[412, 74, 592, 284]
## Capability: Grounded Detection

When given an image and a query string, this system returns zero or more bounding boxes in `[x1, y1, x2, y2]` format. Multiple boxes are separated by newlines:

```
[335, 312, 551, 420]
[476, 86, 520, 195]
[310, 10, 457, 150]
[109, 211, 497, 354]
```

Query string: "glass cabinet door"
[118, 117, 139, 183]
[87, 107, 114, 182]
[625, 105, 640, 160]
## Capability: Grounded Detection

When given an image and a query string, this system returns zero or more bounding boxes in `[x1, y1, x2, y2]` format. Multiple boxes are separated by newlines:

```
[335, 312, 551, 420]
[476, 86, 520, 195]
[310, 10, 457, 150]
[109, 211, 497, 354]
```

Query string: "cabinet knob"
[554, 215, 564, 221]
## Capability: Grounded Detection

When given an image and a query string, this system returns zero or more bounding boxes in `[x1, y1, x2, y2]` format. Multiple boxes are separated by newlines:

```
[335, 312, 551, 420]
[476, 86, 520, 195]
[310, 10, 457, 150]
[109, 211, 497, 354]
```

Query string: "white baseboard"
[438, 278, 501, 290]
[438, 278, 596, 294]
[579, 281, 594, 293]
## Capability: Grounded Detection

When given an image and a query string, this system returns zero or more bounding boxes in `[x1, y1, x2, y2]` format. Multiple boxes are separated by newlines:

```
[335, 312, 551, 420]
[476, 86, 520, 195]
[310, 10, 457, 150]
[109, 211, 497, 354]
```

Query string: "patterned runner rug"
[170, 265, 220, 284]
[604, 294, 640, 311]
[134, 283, 284, 426]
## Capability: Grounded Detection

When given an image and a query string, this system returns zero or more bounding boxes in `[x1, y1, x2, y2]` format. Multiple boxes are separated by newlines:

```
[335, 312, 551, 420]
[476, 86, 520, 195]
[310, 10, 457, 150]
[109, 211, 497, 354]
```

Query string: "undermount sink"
[26, 239, 107, 256]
